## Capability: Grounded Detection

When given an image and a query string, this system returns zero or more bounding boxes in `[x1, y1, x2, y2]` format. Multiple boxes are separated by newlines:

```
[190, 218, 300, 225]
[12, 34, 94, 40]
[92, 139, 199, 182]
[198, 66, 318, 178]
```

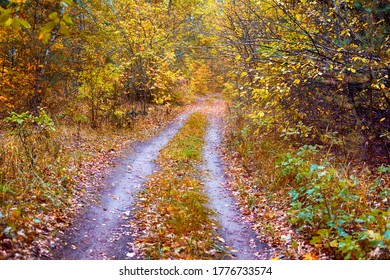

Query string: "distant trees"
[0, 0, 216, 128]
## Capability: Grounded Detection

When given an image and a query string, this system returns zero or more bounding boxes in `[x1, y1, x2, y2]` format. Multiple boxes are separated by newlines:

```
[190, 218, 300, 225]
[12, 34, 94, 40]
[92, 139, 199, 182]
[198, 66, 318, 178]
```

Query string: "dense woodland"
[0, 0, 389, 259]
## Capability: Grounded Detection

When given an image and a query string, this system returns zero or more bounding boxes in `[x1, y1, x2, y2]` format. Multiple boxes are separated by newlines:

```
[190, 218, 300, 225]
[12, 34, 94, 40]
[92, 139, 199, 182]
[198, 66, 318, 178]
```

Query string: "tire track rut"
[202, 101, 269, 260]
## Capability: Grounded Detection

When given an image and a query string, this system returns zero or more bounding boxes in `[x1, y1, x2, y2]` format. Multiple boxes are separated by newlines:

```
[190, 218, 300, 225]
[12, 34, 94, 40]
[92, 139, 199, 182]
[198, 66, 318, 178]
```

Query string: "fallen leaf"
[216, 236, 225, 243]
[303, 253, 318, 260]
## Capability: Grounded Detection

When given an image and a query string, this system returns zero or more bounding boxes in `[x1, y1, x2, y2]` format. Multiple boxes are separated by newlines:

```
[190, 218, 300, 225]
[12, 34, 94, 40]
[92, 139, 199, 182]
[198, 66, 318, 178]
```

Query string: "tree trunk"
[168, 0, 173, 15]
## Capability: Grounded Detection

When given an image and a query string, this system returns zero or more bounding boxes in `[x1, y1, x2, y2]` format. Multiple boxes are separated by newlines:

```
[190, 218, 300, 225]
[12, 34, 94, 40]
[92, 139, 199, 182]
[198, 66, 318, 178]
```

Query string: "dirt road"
[54, 98, 268, 260]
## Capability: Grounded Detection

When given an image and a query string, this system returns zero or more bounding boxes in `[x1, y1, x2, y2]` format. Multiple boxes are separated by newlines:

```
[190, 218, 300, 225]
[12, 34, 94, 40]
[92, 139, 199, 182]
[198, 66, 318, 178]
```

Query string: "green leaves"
[277, 144, 390, 259]
[39, 11, 74, 44]
[16, 18, 30, 28]
[61, 0, 76, 7]
[0, 0, 75, 41]
[4, 110, 55, 170]
[62, 14, 73, 26]
[0, 8, 30, 29]
[0, 8, 13, 24]
[5, 110, 55, 131]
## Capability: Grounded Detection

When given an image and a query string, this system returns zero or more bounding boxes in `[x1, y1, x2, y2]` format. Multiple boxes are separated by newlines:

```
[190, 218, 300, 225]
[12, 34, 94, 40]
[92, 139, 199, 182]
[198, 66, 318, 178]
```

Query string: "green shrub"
[277, 146, 389, 259]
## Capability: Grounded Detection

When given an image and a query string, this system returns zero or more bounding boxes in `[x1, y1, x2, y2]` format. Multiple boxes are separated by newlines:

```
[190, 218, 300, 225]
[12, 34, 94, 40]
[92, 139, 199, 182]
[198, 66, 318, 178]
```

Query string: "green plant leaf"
[310, 164, 319, 173]
[17, 18, 31, 28]
[62, 0, 76, 7]
[384, 230, 390, 240]
[62, 14, 73, 25]
[310, 235, 321, 245]
[48, 12, 58, 20]
[329, 240, 338, 247]
[42, 19, 58, 33]
[338, 226, 348, 238]
[318, 228, 329, 238]
[378, 165, 390, 173]
[0, 8, 12, 24]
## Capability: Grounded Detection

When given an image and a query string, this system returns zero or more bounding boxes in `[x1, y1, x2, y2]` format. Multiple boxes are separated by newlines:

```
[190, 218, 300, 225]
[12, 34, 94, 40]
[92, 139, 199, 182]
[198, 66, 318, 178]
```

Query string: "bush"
[277, 146, 390, 259]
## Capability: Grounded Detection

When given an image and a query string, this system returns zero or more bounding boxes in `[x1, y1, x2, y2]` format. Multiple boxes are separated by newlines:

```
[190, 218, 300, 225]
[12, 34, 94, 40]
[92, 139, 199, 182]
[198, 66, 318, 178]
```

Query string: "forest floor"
[52, 95, 270, 260]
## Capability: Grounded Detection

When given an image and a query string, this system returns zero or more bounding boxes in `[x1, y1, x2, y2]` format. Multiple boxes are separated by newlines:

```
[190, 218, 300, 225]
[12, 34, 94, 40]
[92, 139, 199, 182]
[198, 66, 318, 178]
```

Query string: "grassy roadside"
[132, 112, 223, 260]
[0, 105, 182, 259]
[222, 113, 390, 260]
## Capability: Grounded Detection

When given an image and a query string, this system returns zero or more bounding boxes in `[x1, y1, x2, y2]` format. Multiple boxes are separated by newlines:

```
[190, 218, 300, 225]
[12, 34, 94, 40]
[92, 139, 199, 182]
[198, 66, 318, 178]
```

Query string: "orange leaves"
[264, 212, 276, 220]
[10, 209, 21, 221]
[303, 253, 318, 260]
[0, 96, 8, 103]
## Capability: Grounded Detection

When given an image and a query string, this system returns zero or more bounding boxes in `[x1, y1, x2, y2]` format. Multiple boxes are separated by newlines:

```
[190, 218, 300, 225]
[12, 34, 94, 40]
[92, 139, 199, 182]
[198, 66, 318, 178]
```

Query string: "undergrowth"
[224, 112, 390, 260]
[133, 112, 223, 259]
